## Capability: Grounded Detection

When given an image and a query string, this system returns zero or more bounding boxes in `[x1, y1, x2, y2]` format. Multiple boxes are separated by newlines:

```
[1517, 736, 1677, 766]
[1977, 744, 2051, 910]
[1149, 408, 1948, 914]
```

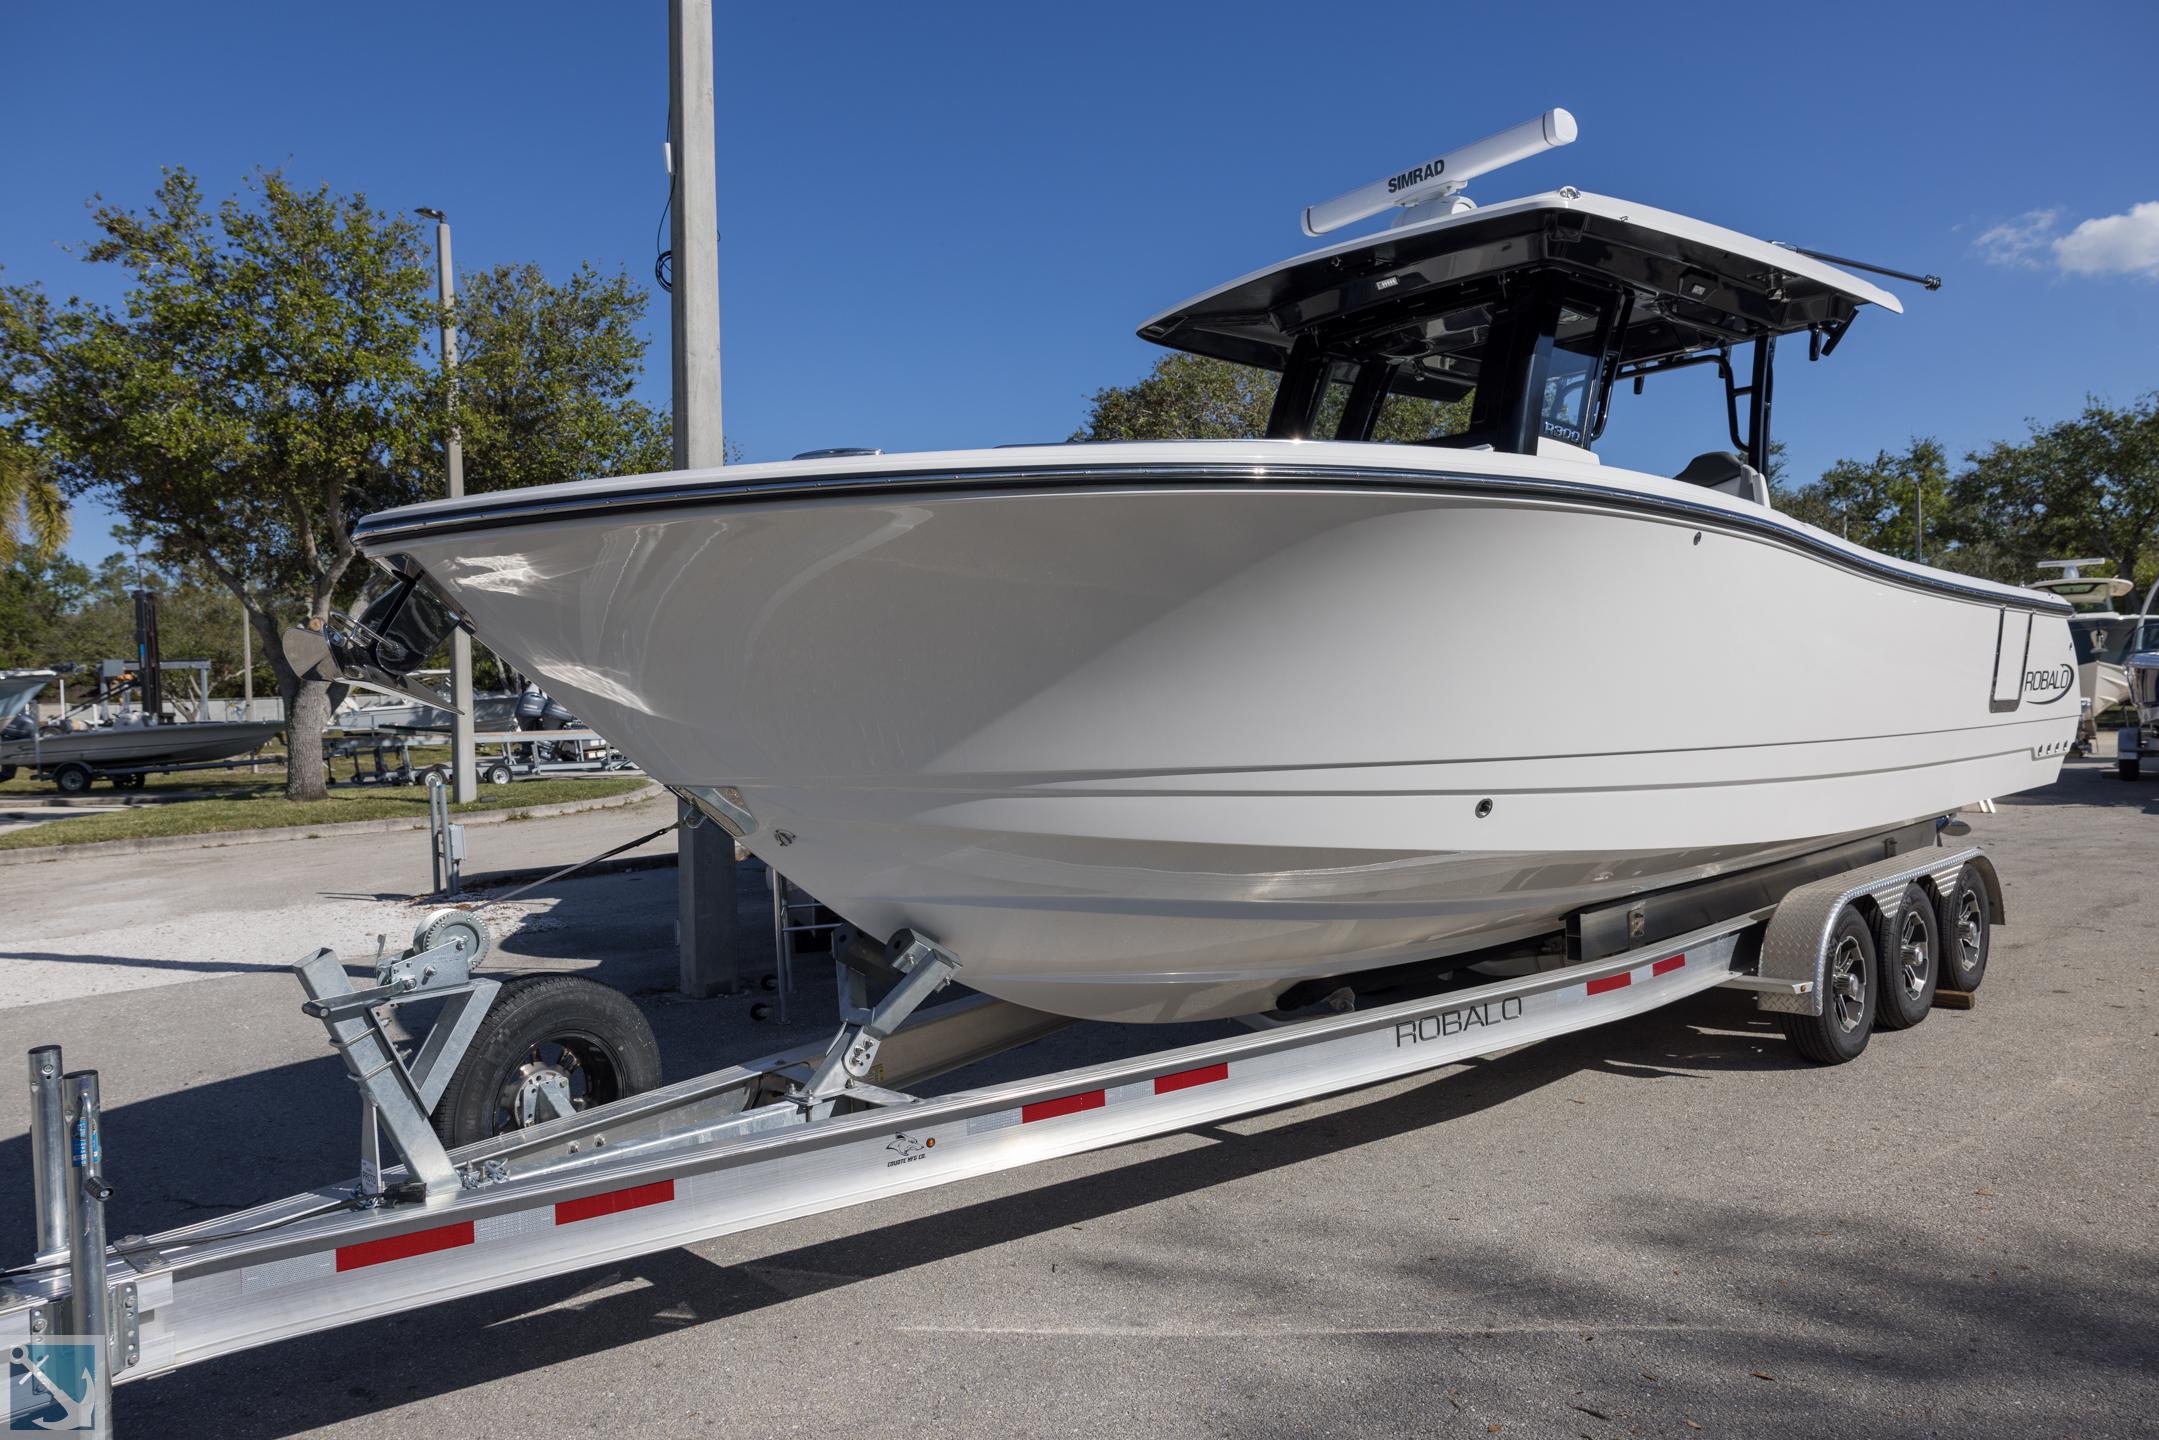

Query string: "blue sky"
[5, 0, 2156, 564]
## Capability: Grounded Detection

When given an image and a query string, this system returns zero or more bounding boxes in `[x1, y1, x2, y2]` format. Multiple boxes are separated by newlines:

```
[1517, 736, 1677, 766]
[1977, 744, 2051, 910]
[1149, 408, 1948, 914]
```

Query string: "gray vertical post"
[419, 207, 479, 805]
[28, 1046, 69, 1264]
[239, 599, 253, 721]
[64, 1070, 113, 1439]
[670, 0, 739, 998]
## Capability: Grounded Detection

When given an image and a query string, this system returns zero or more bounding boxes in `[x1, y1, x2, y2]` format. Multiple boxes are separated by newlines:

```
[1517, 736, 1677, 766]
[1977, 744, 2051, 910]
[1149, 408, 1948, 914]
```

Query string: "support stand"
[797, 930, 959, 1113]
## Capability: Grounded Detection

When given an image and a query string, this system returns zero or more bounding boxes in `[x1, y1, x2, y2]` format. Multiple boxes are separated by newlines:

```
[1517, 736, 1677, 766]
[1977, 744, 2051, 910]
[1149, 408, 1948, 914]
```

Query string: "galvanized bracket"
[799, 931, 957, 1110]
[293, 943, 502, 1199]
[114, 1280, 139, 1375]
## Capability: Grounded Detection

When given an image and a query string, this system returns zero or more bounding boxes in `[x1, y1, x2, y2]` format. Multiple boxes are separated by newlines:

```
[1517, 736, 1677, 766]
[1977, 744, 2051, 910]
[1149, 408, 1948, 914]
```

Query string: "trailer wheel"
[1938, 865, 1991, 995]
[1874, 882, 1939, 1031]
[1780, 907, 1877, 1064]
[0, 765, 16, 783]
[430, 974, 662, 1148]
[484, 761, 514, 786]
[53, 763, 93, 796]
[2120, 757, 2141, 781]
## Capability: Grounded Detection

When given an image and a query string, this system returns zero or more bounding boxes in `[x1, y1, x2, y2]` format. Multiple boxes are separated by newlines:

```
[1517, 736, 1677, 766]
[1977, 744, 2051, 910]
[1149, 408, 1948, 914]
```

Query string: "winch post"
[63, 1069, 114, 1439]
[27, 1046, 69, 1264]
[292, 948, 461, 1196]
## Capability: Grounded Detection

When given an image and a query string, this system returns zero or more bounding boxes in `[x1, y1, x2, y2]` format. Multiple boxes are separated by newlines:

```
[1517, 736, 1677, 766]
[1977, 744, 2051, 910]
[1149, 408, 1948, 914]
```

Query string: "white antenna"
[1301, 108, 1578, 238]
[2035, 559, 2109, 579]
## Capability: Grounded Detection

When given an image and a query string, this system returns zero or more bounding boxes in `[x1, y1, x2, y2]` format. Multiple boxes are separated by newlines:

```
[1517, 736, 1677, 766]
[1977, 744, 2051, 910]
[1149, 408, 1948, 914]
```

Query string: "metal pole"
[420, 208, 479, 805]
[239, 597, 253, 722]
[64, 1069, 113, 1440]
[670, 0, 739, 998]
[28, 1046, 69, 1264]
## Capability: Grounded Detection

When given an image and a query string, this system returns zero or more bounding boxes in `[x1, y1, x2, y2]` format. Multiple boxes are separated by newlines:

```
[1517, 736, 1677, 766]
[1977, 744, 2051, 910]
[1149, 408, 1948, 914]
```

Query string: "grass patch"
[0, 776, 653, 851]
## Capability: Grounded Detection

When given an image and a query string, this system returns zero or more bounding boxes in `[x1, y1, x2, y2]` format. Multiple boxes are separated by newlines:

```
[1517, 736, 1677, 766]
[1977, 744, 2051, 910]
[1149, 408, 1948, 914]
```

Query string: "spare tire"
[429, 974, 662, 1148]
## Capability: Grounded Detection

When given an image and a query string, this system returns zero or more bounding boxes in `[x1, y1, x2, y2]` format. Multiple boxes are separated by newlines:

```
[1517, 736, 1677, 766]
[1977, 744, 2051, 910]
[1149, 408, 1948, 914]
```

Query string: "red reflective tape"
[1022, 1090, 1105, 1123]
[1155, 1063, 1229, 1095]
[555, 1179, 675, 1226]
[1585, 973, 1633, 996]
[1653, 954, 1687, 976]
[335, 1221, 474, 1272]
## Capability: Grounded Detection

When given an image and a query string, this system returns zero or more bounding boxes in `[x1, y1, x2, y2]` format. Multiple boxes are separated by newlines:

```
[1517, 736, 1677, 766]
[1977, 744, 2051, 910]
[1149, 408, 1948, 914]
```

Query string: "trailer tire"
[53, 763, 93, 795]
[1938, 865, 1991, 995]
[1874, 882, 1938, 1030]
[430, 975, 662, 1148]
[484, 761, 513, 786]
[2120, 757, 2141, 781]
[1779, 906, 1877, 1065]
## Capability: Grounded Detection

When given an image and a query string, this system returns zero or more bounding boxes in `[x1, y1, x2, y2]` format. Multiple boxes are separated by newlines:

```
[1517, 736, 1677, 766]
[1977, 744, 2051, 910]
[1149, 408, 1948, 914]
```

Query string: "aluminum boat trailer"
[3, 829, 2002, 1435]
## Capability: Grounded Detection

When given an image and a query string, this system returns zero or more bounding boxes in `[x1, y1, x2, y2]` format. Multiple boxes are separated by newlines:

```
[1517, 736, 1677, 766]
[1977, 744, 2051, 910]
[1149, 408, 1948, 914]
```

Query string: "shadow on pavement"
[0, 951, 297, 976]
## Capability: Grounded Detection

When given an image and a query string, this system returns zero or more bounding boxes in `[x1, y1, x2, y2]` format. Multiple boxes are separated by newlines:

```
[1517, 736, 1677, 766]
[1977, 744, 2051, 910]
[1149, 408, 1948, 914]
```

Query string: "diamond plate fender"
[1753, 845, 1992, 1016]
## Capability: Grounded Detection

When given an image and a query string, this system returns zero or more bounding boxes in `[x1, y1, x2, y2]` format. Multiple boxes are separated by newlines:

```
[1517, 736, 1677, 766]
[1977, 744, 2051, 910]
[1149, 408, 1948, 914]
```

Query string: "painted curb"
[0, 782, 668, 866]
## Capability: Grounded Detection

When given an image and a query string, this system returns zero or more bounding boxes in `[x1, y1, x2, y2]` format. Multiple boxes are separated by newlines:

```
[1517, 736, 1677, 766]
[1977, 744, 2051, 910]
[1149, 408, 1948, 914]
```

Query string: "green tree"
[452, 262, 673, 490]
[3, 170, 686, 798]
[0, 283, 66, 562]
[1073, 352, 1469, 443]
[0, 552, 92, 668]
[1946, 394, 2159, 592]
[1778, 439, 1951, 561]
[4, 169, 441, 798]
[0, 551, 264, 702]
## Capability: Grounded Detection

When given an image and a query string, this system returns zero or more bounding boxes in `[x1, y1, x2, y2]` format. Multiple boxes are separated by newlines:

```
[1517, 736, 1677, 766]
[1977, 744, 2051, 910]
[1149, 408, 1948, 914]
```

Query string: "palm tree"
[0, 433, 67, 563]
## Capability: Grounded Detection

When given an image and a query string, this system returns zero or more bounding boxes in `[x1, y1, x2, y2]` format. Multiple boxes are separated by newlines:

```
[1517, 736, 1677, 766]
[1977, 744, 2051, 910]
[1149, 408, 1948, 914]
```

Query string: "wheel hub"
[507, 1055, 580, 1126]
[1828, 936, 1866, 1033]
[1896, 912, 1931, 999]
[1955, 892, 1983, 971]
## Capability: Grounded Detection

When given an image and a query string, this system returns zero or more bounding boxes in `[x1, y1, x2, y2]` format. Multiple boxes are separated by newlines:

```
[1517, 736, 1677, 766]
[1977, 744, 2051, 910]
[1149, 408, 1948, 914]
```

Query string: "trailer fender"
[1752, 846, 1986, 1017]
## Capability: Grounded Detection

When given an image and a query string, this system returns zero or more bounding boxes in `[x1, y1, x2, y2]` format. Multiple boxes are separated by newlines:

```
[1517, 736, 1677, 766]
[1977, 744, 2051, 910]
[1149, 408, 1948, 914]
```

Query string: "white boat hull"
[365, 445, 2078, 1021]
[2083, 660, 2130, 719]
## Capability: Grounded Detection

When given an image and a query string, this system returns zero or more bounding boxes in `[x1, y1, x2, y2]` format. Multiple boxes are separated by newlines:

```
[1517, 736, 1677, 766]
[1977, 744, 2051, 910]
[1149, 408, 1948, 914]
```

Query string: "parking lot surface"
[1, 755, 2153, 1438]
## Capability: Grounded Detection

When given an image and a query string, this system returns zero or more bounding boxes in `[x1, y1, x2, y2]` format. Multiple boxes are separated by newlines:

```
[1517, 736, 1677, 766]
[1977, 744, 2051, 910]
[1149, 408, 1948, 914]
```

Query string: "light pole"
[416, 206, 478, 803]
[669, 0, 739, 997]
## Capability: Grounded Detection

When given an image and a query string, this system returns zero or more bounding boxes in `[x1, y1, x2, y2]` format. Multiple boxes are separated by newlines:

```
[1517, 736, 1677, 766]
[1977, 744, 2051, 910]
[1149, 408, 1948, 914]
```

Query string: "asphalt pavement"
[0, 754, 2153, 1438]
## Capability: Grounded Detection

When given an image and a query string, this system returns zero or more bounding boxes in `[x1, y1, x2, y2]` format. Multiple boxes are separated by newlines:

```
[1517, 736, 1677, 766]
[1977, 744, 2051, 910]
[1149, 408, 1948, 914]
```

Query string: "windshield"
[1537, 304, 1606, 446]
[1274, 278, 1622, 453]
